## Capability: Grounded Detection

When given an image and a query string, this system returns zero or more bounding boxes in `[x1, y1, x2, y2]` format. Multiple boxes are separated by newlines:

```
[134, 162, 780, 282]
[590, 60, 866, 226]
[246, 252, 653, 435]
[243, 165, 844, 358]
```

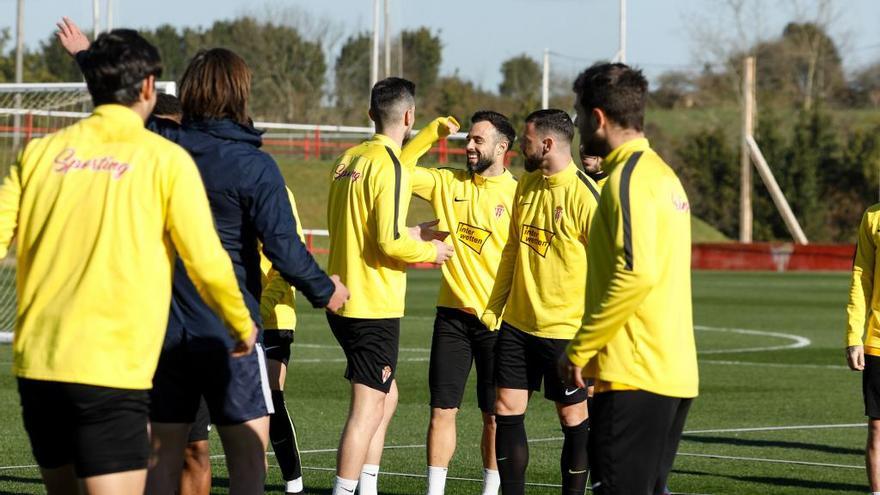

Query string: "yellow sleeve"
[481, 183, 522, 330]
[0, 159, 22, 258]
[374, 162, 438, 264]
[260, 187, 299, 314]
[401, 116, 458, 200]
[566, 172, 658, 367]
[846, 210, 875, 347]
[165, 151, 253, 342]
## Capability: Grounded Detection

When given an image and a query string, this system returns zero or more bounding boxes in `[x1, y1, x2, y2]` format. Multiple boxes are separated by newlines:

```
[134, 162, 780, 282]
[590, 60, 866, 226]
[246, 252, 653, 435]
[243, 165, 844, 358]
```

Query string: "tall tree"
[400, 27, 442, 92]
[334, 32, 371, 122]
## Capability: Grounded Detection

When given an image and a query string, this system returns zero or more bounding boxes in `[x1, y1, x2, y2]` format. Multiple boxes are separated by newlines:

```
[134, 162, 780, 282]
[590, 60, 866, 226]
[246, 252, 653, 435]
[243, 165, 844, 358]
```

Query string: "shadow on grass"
[0, 474, 42, 494]
[675, 468, 865, 493]
[211, 477, 333, 494]
[682, 434, 863, 456]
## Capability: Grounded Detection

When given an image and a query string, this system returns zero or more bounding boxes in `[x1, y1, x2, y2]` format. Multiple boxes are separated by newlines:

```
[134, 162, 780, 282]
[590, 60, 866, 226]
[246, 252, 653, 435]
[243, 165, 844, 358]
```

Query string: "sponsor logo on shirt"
[671, 193, 690, 212]
[53, 148, 131, 179]
[456, 222, 491, 254]
[520, 224, 554, 257]
[333, 162, 362, 181]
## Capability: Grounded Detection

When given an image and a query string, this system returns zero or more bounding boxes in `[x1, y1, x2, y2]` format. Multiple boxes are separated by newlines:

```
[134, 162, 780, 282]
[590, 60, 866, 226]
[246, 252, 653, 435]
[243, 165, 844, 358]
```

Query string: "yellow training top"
[401, 118, 518, 315]
[0, 104, 252, 390]
[565, 138, 699, 399]
[327, 134, 439, 319]
[846, 203, 880, 356]
[260, 186, 302, 331]
[482, 162, 600, 338]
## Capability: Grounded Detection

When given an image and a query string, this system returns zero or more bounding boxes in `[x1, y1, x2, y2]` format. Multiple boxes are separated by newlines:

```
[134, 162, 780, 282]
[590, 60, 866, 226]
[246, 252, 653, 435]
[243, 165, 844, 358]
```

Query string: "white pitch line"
[295, 343, 430, 353]
[291, 325, 812, 356]
[677, 452, 863, 469]
[683, 423, 865, 435]
[295, 357, 429, 364]
[699, 359, 848, 370]
[694, 325, 811, 354]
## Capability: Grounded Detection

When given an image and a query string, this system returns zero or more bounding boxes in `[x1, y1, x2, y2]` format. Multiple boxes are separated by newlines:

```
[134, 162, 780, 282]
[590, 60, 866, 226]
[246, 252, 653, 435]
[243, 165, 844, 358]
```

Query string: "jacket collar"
[183, 118, 264, 148]
[541, 160, 578, 188]
[92, 104, 145, 132]
[371, 133, 402, 155]
[603, 137, 650, 174]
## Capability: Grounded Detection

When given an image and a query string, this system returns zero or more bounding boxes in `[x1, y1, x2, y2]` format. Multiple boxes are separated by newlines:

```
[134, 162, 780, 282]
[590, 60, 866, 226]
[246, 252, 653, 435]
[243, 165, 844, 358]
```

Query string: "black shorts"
[264, 330, 295, 366]
[187, 397, 211, 443]
[18, 378, 150, 477]
[495, 321, 587, 404]
[589, 390, 692, 495]
[327, 313, 399, 393]
[429, 307, 497, 412]
[865, 355, 880, 418]
[150, 338, 273, 426]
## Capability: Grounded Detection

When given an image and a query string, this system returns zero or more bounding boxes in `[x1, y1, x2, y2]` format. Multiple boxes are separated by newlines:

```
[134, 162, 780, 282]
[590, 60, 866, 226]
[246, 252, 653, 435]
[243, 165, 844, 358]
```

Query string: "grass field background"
[0, 270, 867, 494]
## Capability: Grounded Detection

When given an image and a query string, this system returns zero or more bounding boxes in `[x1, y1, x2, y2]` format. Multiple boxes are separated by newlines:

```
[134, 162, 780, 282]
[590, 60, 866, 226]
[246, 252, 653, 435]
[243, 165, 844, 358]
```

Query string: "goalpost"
[0, 81, 177, 342]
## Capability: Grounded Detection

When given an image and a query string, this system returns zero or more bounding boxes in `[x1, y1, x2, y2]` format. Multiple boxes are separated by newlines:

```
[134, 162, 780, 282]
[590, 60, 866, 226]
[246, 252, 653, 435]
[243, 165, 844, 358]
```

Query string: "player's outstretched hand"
[409, 219, 449, 242]
[846, 344, 865, 371]
[55, 17, 90, 57]
[432, 239, 453, 265]
[231, 321, 259, 357]
[325, 274, 350, 313]
[557, 354, 587, 390]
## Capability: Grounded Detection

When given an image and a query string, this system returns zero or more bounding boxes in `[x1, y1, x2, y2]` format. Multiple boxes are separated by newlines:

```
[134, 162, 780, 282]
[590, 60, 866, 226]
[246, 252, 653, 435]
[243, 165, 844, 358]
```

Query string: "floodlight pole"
[541, 49, 549, 109]
[13, 0, 24, 151]
[370, 0, 380, 91]
[384, 0, 391, 77]
[106, 0, 113, 32]
[93, 0, 100, 39]
[740, 56, 755, 243]
[618, 0, 626, 63]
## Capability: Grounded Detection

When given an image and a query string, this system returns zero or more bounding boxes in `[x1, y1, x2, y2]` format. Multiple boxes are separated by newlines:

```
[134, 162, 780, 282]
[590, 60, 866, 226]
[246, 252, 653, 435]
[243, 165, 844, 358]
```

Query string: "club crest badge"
[494, 204, 505, 218]
[381, 365, 392, 383]
[554, 206, 563, 221]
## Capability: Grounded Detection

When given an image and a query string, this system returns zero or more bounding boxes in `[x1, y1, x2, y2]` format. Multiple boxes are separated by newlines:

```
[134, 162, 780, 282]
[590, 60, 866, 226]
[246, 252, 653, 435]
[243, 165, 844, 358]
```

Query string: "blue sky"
[3, 0, 879, 89]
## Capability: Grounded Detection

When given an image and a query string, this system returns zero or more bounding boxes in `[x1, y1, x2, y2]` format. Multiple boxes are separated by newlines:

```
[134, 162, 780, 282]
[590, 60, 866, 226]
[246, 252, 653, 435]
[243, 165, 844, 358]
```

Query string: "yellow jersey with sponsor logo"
[565, 138, 698, 399]
[400, 118, 518, 315]
[846, 203, 880, 356]
[260, 186, 302, 331]
[482, 162, 600, 338]
[0, 104, 252, 389]
[327, 134, 438, 319]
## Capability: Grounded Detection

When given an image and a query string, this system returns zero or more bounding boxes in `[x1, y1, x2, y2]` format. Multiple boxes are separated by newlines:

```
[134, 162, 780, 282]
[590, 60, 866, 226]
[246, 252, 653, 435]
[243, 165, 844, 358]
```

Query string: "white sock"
[481, 468, 500, 495]
[426, 465, 448, 495]
[332, 476, 358, 495]
[359, 464, 380, 495]
[285, 476, 304, 493]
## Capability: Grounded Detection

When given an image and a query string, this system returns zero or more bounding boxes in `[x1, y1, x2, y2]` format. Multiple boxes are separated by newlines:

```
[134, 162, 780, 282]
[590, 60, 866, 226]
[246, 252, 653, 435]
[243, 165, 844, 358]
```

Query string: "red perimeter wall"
[691, 243, 855, 271]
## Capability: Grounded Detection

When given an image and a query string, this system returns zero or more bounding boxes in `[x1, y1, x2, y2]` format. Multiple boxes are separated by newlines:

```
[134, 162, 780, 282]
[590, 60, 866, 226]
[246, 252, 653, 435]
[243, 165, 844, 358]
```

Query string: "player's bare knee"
[481, 412, 496, 430]
[556, 402, 587, 427]
[430, 407, 458, 427]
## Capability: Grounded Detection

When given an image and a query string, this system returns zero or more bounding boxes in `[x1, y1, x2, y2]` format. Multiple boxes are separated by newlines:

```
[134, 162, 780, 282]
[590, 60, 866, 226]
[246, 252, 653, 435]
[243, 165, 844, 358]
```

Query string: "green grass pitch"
[0, 269, 867, 494]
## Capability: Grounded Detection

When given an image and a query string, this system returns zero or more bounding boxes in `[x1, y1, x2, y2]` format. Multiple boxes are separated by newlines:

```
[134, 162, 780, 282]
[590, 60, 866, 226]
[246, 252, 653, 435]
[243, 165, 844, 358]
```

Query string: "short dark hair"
[179, 49, 252, 125]
[78, 29, 162, 106]
[524, 108, 574, 143]
[573, 63, 648, 131]
[370, 77, 415, 127]
[471, 110, 516, 148]
[152, 93, 181, 118]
